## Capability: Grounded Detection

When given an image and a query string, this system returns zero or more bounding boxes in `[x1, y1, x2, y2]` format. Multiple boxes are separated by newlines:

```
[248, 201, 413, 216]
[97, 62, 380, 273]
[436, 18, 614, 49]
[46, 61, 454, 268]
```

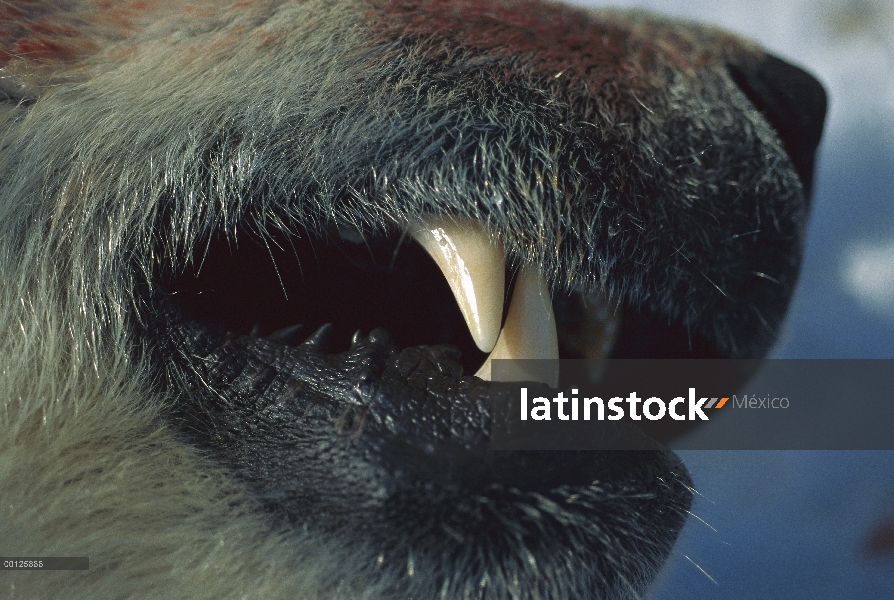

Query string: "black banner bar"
[489, 359, 894, 450]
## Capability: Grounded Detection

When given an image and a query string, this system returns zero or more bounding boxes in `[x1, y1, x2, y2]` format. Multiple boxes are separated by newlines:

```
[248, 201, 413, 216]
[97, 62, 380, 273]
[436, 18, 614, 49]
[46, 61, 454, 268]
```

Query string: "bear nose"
[728, 54, 828, 199]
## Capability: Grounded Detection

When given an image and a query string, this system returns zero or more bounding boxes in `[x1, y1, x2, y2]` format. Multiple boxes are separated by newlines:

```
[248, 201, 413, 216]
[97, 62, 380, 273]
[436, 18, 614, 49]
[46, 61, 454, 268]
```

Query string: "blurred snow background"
[566, 0, 894, 597]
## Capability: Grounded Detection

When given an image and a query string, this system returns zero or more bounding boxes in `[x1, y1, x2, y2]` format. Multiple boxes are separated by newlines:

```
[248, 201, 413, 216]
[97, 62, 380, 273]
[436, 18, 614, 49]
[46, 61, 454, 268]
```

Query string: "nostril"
[727, 54, 828, 200]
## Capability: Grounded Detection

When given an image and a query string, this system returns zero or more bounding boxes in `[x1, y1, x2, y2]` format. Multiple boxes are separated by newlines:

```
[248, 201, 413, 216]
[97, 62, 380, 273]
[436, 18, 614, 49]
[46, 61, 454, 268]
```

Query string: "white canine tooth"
[476, 266, 559, 388]
[411, 216, 505, 353]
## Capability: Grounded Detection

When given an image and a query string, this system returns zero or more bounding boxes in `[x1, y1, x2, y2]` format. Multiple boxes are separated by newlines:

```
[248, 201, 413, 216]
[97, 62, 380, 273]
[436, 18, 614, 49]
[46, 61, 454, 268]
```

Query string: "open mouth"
[148, 215, 695, 598]
[159, 215, 718, 391]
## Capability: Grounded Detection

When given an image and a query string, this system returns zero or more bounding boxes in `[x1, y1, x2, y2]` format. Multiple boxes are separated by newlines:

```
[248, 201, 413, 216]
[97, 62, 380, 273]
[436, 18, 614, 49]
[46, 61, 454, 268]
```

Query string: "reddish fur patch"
[0, 1, 84, 65]
[0, 0, 161, 67]
[256, 30, 285, 50]
[93, 0, 160, 30]
[12, 37, 76, 62]
[365, 0, 735, 93]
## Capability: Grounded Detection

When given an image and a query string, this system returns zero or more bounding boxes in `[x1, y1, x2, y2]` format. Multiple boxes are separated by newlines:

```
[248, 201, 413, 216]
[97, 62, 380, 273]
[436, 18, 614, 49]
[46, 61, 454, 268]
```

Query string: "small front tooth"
[476, 267, 559, 388]
[411, 216, 505, 353]
[303, 323, 333, 348]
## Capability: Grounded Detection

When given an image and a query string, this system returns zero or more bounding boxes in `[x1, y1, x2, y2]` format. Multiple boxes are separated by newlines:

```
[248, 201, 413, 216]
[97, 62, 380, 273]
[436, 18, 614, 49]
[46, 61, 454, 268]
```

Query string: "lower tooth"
[475, 266, 559, 388]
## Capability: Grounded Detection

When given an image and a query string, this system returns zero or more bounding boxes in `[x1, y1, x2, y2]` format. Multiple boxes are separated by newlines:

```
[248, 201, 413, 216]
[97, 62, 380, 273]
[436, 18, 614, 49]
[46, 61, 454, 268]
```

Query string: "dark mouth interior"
[159, 222, 723, 379]
[161, 225, 492, 374]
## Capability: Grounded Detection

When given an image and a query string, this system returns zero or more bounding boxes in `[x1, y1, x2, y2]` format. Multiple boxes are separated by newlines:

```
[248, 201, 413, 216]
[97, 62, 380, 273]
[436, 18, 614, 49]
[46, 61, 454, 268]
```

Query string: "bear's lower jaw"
[152, 311, 692, 600]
